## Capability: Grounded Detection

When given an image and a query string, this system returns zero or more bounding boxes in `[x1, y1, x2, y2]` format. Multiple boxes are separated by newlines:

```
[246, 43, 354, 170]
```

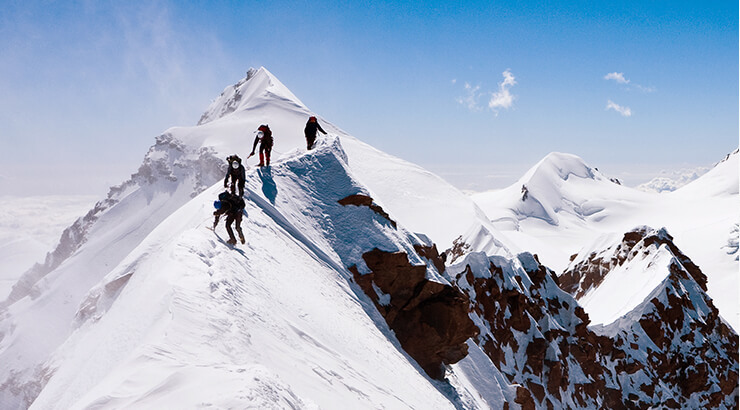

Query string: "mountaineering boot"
[238, 231, 245, 244]
[227, 238, 237, 245]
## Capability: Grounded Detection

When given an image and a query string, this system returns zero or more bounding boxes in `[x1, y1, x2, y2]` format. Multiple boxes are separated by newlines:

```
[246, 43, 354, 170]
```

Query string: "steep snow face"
[0, 134, 225, 407]
[472, 150, 740, 330]
[198, 67, 306, 126]
[1, 137, 504, 409]
[670, 148, 739, 197]
[562, 226, 706, 326]
[151, 67, 488, 250]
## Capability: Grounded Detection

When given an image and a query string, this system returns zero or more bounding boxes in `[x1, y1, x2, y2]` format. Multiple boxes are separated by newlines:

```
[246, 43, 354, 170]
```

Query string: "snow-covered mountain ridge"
[472, 149, 739, 331]
[0, 67, 736, 409]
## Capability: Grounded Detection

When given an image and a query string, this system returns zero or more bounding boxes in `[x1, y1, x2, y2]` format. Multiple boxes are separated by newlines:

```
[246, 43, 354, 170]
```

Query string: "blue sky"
[0, 0, 737, 195]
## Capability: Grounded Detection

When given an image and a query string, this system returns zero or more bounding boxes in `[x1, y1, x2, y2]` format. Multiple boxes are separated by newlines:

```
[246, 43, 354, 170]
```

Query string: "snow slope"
[472, 150, 740, 329]
[26, 138, 503, 409]
[172, 67, 488, 250]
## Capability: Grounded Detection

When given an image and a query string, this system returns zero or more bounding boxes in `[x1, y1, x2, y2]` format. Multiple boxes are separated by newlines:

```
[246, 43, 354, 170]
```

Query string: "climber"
[248, 124, 273, 167]
[213, 191, 246, 245]
[304, 116, 327, 150]
[224, 155, 246, 197]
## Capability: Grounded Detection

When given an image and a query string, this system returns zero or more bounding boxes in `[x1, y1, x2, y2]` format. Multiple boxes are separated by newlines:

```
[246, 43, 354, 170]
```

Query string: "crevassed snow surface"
[472, 150, 740, 330]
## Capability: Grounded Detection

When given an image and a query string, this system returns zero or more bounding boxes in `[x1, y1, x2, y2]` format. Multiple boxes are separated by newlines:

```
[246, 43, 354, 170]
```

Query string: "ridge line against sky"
[0, 0, 737, 196]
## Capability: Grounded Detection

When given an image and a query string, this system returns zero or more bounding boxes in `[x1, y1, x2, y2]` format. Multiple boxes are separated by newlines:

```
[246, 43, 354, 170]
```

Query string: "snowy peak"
[474, 152, 630, 227]
[558, 226, 739, 407]
[672, 148, 739, 197]
[560, 226, 712, 325]
[560, 226, 706, 302]
[517, 152, 624, 225]
[197, 67, 305, 125]
[444, 226, 738, 408]
[521, 152, 601, 184]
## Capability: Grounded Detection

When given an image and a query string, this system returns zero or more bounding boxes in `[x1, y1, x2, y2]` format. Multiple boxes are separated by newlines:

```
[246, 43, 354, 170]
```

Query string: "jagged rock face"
[560, 226, 707, 299]
[447, 235, 472, 264]
[449, 253, 624, 409]
[337, 194, 397, 228]
[350, 248, 478, 380]
[596, 258, 739, 408]
[559, 226, 739, 408]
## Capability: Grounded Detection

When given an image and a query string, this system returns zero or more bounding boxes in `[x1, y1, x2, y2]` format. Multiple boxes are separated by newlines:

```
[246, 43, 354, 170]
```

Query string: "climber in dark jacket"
[304, 116, 327, 150]
[224, 155, 246, 196]
[249, 124, 273, 167]
[213, 191, 246, 245]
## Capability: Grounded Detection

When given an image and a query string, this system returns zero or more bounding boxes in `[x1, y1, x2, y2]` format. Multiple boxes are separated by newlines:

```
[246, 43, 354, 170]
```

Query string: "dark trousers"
[259, 143, 272, 166]
[306, 134, 316, 150]
[225, 212, 244, 242]
[229, 181, 244, 197]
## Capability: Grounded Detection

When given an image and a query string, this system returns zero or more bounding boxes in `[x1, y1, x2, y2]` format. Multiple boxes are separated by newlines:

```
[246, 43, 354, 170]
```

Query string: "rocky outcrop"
[350, 247, 477, 379]
[560, 226, 707, 298]
[449, 252, 625, 409]
[338, 194, 397, 228]
[595, 254, 739, 408]
[559, 226, 739, 408]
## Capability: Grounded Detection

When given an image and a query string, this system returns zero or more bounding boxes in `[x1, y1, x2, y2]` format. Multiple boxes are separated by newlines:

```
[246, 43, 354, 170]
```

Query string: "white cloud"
[604, 72, 630, 84]
[456, 82, 483, 111]
[488, 69, 516, 113]
[451, 78, 457, 85]
[455, 70, 517, 116]
[604, 72, 655, 93]
[606, 100, 632, 117]
[635, 84, 656, 93]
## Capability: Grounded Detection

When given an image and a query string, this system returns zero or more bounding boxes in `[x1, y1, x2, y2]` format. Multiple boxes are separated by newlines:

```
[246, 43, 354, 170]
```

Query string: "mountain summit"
[198, 67, 305, 126]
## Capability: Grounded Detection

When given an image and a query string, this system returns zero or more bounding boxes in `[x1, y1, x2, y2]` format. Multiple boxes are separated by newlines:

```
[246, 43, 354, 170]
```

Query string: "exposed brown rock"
[515, 386, 536, 410]
[350, 248, 477, 380]
[338, 194, 397, 228]
[446, 235, 472, 263]
[413, 243, 446, 274]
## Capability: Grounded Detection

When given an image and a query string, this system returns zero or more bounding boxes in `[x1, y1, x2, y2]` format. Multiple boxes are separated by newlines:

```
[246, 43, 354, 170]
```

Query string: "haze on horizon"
[0, 1, 737, 197]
